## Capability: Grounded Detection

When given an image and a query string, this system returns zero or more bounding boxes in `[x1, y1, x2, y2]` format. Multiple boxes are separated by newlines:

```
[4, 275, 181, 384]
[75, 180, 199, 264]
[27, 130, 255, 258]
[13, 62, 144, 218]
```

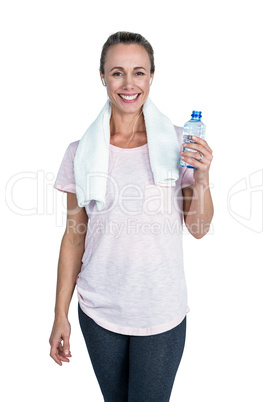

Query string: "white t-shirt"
[54, 125, 195, 336]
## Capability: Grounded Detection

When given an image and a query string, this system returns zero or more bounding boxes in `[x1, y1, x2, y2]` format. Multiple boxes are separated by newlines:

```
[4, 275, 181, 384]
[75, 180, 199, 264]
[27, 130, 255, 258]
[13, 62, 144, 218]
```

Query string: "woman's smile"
[118, 93, 141, 102]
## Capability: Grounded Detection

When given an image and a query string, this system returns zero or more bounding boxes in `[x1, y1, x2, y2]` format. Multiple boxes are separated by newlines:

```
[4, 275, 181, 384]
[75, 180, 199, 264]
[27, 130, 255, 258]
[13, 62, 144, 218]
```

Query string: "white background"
[1, 0, 267, 401]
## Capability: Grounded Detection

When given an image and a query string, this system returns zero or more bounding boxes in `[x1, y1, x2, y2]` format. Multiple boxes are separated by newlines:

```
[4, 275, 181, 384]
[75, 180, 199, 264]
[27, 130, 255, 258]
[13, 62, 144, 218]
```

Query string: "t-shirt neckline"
[109, 142, 148, 152]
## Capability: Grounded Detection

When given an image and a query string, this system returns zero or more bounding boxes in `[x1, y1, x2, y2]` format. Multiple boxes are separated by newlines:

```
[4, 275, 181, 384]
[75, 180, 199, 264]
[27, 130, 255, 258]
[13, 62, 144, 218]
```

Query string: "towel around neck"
[74, 96, 180, 210]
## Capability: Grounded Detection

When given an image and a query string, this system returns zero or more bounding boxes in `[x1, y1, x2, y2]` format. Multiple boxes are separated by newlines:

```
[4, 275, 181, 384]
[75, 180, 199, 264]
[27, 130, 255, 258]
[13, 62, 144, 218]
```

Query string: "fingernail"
[65, 350, 69, 355]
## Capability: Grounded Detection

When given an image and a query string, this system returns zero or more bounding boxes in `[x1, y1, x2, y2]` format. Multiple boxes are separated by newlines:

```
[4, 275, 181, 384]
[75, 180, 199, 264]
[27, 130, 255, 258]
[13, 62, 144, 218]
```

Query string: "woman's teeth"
[119, 94, 139, 100]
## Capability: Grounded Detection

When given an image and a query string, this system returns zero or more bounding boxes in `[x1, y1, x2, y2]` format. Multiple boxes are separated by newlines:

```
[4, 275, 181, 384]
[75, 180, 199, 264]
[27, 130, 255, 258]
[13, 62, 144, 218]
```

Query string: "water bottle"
[179, 111, 206, 169]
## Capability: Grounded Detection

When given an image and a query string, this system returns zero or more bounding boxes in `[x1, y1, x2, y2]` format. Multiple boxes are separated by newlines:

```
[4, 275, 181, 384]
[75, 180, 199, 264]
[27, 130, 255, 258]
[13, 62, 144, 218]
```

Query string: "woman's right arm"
[49, 192, 88, 366]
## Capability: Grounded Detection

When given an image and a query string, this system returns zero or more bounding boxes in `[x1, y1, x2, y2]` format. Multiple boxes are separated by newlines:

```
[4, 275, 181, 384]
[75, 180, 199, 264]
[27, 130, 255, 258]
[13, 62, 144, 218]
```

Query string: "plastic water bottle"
[179, 111, 206, 169]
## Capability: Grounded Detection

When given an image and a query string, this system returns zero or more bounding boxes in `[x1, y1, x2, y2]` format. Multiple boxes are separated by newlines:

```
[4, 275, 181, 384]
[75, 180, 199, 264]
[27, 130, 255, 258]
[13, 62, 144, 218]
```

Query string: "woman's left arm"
[180, 136, 214, 239]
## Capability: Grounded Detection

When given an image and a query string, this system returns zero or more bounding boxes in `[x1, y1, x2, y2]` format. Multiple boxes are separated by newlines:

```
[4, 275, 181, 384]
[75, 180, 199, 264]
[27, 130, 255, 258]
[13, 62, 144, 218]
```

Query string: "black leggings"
[78, 304, 187, 402]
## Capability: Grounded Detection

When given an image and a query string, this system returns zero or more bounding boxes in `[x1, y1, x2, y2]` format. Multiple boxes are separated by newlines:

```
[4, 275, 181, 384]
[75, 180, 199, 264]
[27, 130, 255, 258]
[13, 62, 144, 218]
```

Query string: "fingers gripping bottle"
[179, 111, 206, 169]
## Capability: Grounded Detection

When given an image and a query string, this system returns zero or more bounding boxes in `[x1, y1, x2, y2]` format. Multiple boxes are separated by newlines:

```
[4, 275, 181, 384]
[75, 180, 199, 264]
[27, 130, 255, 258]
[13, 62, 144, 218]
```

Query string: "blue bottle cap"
[191, 111, 202, 118]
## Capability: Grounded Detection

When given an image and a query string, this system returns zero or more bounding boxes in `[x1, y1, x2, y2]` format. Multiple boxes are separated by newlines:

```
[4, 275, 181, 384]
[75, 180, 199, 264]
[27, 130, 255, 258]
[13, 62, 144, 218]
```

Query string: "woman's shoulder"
[56, 140, 80, 167]
[69, 139, 80, 151]
[64, 140, 80, 161]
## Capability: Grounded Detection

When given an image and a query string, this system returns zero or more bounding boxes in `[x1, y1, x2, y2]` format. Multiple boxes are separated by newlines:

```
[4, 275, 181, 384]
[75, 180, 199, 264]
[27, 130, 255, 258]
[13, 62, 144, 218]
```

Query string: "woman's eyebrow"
[110, 66, 146, 72]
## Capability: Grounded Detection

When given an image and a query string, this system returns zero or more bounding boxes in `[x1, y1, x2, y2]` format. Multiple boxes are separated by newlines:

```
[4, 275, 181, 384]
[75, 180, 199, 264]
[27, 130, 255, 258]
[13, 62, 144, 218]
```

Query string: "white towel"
[74, 96, 180, 210]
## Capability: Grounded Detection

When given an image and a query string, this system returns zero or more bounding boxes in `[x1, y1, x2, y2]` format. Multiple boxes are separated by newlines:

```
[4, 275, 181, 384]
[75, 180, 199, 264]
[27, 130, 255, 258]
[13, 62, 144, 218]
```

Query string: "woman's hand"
[49, 317, 72, 366]
[180, 136, 213, 184]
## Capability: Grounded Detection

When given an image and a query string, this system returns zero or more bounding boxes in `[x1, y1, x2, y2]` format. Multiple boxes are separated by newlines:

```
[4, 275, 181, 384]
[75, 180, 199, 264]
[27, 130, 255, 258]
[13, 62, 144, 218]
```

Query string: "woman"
[49, 31, 213, 401]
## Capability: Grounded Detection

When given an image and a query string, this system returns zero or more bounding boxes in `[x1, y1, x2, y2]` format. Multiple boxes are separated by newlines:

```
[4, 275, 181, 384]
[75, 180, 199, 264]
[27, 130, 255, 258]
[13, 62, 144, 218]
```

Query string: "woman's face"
[100, 43, 154, 115]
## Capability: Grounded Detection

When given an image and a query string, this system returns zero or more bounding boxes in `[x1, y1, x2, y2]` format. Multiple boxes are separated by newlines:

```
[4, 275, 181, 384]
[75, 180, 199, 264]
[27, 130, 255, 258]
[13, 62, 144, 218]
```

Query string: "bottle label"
[180, 134, 198, 169]
[182, 134, 197, 153]
[183, 134, 195, 142]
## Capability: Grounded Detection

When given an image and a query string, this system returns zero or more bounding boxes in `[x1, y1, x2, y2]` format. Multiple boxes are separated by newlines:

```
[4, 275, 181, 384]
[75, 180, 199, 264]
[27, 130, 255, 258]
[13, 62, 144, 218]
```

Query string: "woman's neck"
[109, 105, 146, 138]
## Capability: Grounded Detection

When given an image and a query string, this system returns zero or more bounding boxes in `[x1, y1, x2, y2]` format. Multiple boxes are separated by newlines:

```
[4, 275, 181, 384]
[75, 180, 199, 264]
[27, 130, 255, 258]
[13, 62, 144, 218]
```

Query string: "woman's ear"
[99, 71, 106, 86]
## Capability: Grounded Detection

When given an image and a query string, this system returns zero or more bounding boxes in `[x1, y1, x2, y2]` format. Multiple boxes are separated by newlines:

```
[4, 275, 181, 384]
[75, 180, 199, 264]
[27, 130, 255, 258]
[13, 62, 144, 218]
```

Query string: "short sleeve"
[53, 141, 79, 194]
[180, 166, 196, 189]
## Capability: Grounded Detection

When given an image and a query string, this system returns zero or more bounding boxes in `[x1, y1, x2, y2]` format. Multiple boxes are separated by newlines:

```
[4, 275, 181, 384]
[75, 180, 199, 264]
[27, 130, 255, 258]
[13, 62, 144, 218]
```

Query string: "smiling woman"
[99, 38, 154, 146]
[49, 30, 213, 402]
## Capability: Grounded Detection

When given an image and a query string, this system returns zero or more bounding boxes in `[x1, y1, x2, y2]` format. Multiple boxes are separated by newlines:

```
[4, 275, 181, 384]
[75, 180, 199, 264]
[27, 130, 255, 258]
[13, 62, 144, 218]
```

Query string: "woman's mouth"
[118, 93, 141, 103]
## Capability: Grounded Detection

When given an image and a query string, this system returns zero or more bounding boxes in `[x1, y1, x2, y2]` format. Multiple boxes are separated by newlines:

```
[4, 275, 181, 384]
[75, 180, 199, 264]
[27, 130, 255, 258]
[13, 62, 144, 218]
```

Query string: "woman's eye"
[112, 72, 145, 77]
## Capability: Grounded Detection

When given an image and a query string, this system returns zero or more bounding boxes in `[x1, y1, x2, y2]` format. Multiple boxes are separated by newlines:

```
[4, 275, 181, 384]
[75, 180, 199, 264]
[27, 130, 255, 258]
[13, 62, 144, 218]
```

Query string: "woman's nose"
[122, 74, 134, 88]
